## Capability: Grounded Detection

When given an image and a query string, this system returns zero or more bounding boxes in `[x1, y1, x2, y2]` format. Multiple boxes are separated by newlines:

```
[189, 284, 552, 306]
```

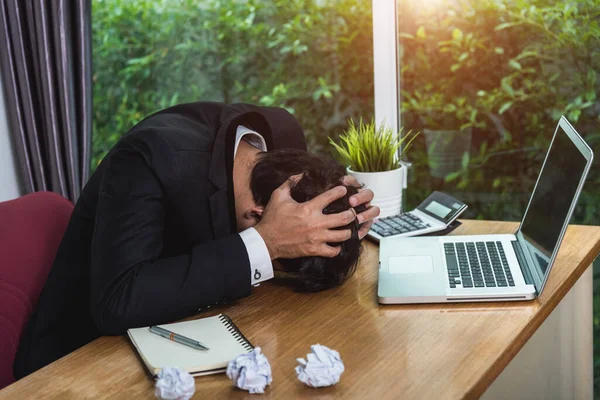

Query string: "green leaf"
[494, 47, 504, 54]
[499, 101, 513, 115]
[508, 60, 522, 70]
[549, 72, 561, 83]
[458, 52, 469, 62]
[416, 26, 426, 39]
[501, 79, 515, 97]
[569, 109, 582, 122]
[515, 51, 539, 60]
[585, 90, 597, 102]
[452, 28, 463, 41]
[461, 151, 470, 169]
[495, 22, 521, 31]
[588, 69, 597, 85]
[445, 171, 462, 182]
[451, 64, 461, 72]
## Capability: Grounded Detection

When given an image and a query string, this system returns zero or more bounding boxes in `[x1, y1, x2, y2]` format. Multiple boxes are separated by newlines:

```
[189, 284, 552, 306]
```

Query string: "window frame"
[372, 0, 400, 135]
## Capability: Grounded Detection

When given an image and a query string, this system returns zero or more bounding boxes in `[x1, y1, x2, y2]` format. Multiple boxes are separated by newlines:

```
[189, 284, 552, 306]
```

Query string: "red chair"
[0, 192, 73, 389]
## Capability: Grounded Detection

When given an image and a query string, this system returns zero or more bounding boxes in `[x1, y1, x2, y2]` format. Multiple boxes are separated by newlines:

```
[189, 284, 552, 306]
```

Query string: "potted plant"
[329, 119, 420, 218]
[403, 91, 484, 179]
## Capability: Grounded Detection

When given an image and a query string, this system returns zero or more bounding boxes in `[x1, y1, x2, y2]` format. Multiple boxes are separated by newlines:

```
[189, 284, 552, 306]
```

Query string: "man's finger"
[272, 173, 304, 199]
[358, 220, 374, 239]
[324, 228, 353, 243]
[323, 209, 356, 228]
[317, 244, 342, 258]
[349, 187, 374, 207]
[356, 205, 380, 224]
[288, 173, 304, 183]
[342, 174, 360, 188]
[308, 185, 347, 210]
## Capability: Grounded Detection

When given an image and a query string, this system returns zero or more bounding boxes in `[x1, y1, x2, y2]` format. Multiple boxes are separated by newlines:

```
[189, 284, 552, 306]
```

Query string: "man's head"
[249, 149, 366, 292]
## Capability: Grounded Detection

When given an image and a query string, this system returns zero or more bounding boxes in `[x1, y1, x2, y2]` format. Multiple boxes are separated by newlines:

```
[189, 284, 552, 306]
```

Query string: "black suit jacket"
[14, 102, 306, 378]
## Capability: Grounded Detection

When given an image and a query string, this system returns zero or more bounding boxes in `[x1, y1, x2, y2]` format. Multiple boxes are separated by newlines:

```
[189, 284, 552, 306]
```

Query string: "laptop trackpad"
[389, 256, 434, 274]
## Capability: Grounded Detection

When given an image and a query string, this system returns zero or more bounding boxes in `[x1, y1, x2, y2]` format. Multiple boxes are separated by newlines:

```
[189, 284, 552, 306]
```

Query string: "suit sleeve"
[90, 148, 251, 335]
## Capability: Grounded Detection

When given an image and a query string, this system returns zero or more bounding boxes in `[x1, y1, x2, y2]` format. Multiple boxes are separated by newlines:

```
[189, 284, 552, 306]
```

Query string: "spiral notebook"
[127, 314, 253, 377]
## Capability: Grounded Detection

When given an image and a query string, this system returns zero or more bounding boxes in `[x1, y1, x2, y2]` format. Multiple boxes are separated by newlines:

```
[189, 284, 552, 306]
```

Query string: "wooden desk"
[2, 220, 599, 399]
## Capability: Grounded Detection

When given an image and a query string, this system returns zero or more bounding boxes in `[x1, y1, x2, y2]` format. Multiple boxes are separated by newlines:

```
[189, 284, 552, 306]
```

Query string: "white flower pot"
[347, 165, 407, 218]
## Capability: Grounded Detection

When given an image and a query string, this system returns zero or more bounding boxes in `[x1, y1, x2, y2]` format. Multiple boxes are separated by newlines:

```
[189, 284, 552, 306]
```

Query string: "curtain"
[0, 0, 92, 203]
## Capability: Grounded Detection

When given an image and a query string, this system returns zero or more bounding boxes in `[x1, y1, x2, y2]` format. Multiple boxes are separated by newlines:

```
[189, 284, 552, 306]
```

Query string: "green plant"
[398, 0, 599, 220]
[329, 119, 420, 172]
[403, 92, 485, 131]
[91, 0, 374, 167]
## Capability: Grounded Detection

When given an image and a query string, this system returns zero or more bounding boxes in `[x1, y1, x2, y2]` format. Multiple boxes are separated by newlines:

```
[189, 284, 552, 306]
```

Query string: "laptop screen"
[519, 124, 589, 276]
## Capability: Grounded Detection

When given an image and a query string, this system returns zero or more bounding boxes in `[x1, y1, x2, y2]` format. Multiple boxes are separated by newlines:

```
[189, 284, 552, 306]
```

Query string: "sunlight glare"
[419, 0, 453, 12]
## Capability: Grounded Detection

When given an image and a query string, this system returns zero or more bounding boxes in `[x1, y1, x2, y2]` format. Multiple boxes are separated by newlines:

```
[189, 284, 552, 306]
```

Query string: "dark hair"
[250, 149, 366, 292]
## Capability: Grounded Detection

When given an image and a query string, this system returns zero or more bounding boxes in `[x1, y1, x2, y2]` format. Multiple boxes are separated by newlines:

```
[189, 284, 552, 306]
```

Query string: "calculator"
[368, 191, 467, 242]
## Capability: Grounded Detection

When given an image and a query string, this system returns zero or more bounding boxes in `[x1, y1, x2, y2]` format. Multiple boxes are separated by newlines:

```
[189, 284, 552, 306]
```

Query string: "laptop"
[378, 117, 594, 304]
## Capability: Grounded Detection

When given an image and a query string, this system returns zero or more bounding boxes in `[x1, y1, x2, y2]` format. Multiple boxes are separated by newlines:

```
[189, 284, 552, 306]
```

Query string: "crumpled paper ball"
[226, 347, 273, 394]
[295, 344, 344, 388]
[155, 367, 195, 400]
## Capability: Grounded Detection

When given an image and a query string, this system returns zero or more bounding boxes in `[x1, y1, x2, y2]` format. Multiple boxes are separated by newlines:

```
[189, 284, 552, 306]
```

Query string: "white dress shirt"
[234, 125, 274, 286]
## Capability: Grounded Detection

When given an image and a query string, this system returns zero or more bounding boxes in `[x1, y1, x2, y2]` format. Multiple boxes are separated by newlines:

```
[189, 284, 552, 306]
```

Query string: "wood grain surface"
[2, 220, 599, 399]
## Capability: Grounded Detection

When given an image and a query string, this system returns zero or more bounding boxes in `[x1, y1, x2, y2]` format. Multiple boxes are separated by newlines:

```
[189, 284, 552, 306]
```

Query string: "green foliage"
[92, 0, 374, 167]
[403, 92, 484, 131]
[329, 119, 420, 172]
[398, 0, 600, 224]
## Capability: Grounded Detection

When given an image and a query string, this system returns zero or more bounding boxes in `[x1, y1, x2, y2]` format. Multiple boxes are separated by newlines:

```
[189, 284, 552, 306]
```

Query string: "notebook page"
[128, 314, 251, 374]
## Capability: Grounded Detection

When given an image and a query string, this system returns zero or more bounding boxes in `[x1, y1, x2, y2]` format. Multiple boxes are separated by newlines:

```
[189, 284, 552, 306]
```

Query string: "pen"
[149, 326, 209, 351]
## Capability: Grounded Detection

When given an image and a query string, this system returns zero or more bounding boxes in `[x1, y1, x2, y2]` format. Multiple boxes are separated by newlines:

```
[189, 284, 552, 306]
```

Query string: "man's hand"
[342, 175, 380, 239]
[254, 175, 357, 260]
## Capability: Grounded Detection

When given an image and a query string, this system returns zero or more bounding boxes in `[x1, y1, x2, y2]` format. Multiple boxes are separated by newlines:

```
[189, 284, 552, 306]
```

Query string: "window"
[373, 0, 600, 391]
[395, 0, 599, 224]
[91, 0, 374, 168]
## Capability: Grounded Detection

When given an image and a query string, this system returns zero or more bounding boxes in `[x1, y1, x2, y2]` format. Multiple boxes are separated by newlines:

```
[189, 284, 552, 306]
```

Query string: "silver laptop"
[378, 117, 594, 304]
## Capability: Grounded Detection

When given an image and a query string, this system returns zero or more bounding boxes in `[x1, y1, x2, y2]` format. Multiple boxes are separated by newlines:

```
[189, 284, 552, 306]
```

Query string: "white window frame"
[372, 0, 400, 135]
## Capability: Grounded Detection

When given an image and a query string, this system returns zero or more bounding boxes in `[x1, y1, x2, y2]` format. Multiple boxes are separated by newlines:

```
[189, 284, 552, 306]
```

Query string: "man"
[14, 102, 379, 378]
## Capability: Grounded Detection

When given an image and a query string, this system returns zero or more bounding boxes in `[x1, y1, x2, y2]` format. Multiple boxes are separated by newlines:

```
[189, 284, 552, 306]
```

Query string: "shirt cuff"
[239, 227, 274, 285]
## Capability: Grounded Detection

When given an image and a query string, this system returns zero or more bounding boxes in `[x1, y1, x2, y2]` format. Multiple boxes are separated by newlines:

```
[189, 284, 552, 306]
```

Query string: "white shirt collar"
[234, 125, 267, 156]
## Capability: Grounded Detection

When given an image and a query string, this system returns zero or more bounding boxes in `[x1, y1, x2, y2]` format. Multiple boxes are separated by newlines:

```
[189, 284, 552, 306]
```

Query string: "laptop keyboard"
[371, 213, 431, 237]
[444, 241, 515, 289]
